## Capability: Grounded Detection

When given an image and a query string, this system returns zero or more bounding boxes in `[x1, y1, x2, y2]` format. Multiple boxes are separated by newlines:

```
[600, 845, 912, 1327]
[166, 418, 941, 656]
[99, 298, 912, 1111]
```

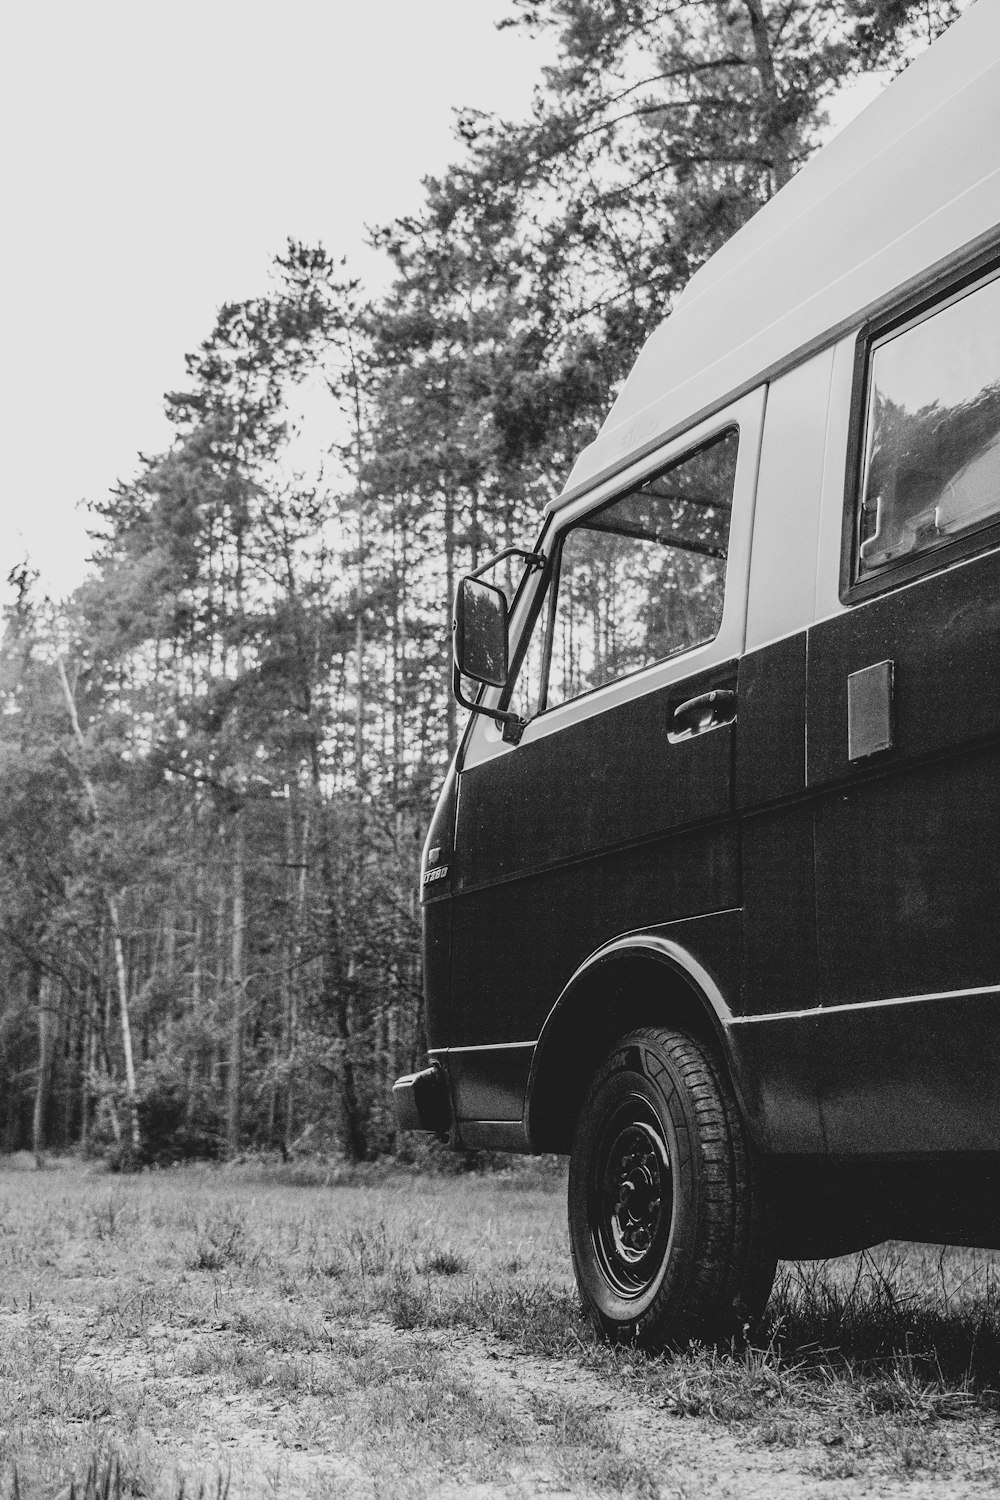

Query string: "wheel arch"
[525, 933, 742, 1154]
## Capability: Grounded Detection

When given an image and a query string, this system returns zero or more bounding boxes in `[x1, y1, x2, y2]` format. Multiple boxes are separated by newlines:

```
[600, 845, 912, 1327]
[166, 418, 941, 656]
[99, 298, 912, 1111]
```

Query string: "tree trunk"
[305, 741, 364, 1160]
[31, 970, 52, 1165]
[99, 966, 123, 1147]
[282, 793, 309, 1149]
[56, 656, 141, 1156]
[80, 987, 95, 1155]
[211, 874, 227, 1090]
[226, 808, 246, 1156]
[107, 893, 141, 1153]
[742, 0, 793, 191]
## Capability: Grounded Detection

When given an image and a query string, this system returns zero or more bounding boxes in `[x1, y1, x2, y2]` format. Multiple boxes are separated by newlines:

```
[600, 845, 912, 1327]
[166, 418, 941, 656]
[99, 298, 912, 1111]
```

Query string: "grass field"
[1, 1157, 999, 1499]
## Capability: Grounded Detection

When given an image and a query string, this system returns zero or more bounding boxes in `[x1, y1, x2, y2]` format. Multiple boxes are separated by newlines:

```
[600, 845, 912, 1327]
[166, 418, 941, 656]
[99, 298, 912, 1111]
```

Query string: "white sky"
[1, 5, 888, 606]
[1, 1, 552, 601]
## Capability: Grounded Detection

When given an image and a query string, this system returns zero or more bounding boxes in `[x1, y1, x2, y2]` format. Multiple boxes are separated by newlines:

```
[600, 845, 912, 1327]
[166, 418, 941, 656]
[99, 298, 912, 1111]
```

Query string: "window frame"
[460, 387, 765, 775]
[841, 249, 1000, 606]
[510, 424, 741, 720]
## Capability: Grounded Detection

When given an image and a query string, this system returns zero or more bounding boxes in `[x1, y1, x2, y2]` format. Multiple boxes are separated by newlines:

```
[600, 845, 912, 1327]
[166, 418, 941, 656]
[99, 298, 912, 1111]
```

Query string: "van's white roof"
[554, 0, 1000, 505]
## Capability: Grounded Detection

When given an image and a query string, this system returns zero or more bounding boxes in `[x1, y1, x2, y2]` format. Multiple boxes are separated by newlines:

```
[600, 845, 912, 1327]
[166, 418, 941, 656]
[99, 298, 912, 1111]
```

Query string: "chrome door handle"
[670, 689, 736, 738]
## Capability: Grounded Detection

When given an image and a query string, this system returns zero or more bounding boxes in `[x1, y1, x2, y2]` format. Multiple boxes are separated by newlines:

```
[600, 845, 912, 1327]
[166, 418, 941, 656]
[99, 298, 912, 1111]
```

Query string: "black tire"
[568, 1026, 775, 1351]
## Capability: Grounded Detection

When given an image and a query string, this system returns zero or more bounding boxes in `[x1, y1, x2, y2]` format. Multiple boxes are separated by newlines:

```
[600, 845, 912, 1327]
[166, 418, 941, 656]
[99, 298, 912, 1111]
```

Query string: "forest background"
[0, 0, 967, 1167]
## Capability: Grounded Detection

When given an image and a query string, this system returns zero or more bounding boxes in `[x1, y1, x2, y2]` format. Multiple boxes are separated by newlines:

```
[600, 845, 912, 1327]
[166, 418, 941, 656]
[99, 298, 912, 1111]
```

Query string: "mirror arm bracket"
[466, 548, 546, 584]
[453, 665, 527, 746]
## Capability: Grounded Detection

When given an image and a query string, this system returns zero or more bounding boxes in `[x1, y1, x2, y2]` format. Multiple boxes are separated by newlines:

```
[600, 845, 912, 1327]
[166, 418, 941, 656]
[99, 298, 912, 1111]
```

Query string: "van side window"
[856, 272, 1000, 581]
[521, 428, 739, 714]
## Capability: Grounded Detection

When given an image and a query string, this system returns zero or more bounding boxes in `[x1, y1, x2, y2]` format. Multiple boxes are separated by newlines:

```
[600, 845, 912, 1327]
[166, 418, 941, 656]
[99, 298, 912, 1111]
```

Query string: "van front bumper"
[392, 1062, 452, 1138]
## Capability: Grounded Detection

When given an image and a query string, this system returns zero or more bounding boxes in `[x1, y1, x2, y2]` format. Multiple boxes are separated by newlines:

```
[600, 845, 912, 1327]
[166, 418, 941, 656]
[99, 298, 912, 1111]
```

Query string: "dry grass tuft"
[1, 1159, 999, 1497]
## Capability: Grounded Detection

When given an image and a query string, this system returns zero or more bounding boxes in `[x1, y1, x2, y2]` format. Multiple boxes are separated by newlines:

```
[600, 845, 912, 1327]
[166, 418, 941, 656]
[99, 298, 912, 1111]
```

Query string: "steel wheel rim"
[589, 1095, 673, 1300]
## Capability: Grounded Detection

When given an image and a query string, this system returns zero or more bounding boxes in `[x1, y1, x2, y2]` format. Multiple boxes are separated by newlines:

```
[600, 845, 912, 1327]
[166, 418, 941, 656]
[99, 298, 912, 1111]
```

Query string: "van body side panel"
[452, 911, 747, 1129]
[454, 660, 735, 891]
[446, 834, 739, 1122]
[807, 549, 1000, 790]
[441, 1044, 535, 1125]
[812, 748, 1000, 1005]
[447, 670, 741, 1120]
[740, 802, 817, 1017]
[736, 637, 818, 1021]
[810, 990, 1000, 1155]
[422, 896, 452, 1055]
[727, 630, 821, 1145]
[733, 353, 827, 1043]
[736, 634, 807, 806]
[725, 1012, 825, 1154]
[449, 819, 738, 1044]
[419, 761, 460, 1053]
[807, 546, 1000, 1152]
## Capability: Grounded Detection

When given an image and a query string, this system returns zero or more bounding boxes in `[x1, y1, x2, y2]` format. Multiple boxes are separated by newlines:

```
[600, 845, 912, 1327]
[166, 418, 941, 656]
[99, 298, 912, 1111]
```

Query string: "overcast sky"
[2, 5, 887, 607]
[2, 1, 553, 600]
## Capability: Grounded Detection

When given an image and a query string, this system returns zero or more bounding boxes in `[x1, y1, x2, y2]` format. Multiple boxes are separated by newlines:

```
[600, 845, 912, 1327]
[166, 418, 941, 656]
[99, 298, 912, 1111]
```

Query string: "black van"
[393, 1, 1000, 1350]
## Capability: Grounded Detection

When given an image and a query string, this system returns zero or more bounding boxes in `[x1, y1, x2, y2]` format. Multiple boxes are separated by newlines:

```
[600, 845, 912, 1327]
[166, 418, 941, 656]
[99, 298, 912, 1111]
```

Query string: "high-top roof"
[553, 0, 1000, 507]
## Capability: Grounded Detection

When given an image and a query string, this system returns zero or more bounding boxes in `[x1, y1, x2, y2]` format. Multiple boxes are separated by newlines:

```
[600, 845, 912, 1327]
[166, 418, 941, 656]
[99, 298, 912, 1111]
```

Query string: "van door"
[807, 262, 1000, 1155]
[444, 393, 765, 1131]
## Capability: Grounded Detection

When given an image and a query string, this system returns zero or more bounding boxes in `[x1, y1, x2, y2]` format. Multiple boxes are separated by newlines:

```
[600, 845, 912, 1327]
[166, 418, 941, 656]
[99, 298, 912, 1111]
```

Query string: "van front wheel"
[568, 1027, 774, 1351]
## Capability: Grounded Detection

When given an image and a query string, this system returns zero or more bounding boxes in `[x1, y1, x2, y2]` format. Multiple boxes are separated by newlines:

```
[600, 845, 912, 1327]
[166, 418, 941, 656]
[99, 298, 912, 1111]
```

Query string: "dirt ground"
[1, 1162, 999, 1499]
[3, 1299, 998, 1498]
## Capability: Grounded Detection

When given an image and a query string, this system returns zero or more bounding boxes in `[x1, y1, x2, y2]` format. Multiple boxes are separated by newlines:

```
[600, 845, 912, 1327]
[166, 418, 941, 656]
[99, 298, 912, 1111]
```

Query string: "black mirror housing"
[454, 577, 509, 689]
[451, 546, 545, 745]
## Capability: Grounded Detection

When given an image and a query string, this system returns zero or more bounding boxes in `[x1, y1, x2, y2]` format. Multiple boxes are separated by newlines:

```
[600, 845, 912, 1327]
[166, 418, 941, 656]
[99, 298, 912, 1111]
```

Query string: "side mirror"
[454, 577, 509, 689]
[451, 545, 545, 745]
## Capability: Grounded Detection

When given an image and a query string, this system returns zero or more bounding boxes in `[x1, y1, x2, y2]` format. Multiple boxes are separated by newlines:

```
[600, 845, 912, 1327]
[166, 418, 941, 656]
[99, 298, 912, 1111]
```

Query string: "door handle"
[670, 689, 736, 739]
